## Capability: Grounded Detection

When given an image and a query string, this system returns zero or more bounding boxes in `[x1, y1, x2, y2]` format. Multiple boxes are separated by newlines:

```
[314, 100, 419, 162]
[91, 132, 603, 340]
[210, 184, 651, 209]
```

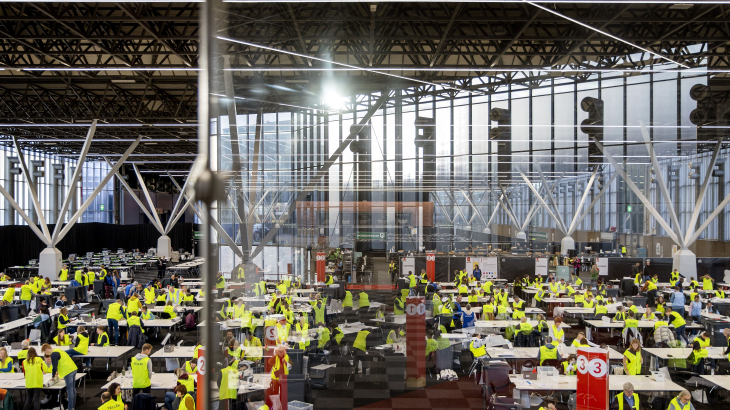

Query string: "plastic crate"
[288, 401, 313, 410]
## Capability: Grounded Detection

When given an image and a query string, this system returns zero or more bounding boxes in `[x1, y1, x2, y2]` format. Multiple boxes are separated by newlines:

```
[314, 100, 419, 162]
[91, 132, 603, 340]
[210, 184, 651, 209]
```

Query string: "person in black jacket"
[157, 257, 167, 279]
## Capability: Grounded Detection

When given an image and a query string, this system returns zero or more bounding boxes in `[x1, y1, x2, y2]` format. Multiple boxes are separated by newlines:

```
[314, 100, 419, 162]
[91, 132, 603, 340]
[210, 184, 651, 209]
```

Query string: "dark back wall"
[0, 222, 198, 273]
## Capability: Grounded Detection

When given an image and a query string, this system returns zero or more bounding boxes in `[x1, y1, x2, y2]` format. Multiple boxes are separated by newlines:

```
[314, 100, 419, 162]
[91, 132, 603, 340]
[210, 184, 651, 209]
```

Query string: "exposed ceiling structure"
[0, 1, 727, 170]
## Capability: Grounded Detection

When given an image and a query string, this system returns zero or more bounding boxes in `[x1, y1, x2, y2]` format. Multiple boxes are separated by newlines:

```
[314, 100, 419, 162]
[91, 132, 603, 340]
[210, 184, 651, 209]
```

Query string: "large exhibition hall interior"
[1, 1, 730, 410]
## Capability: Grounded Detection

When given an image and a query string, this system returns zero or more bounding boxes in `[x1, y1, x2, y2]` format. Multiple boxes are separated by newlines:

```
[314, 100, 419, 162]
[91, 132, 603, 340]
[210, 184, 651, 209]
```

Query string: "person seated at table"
[481, 297, 495, 321]
[0, 347, 14, 373]
[506, 293, 523, 318]
[572, 332, 598, 348]
[163, 301, 178, 319]
[65, 324, 90, 372]
[54, 295, 68, 309]
[703, 302, 719, 315]
[689, 277, 699, 289]
[593, 300, 609, 318]
[641, 307, 656, 320]
[534, 285, 547, 305]
[622, 311, 641, 346]
[561, 354, 577, 375]
[558, 278, 567, 291]
[613, 306, 627, 322]
[469, 333, 487, 359]
[623, 338, 643, 375]
[571, 272, 583, 287]
[468, 289, 478, 304]
[387, 325, 406, 344]
[515, 316, 534, 347]
[32, 306, 50, 329]
[610, 382, 638, 410]
[538, 399, 557, 410]
[654, 295, 666, 315]
[583, 295, 595, 309]
[689, 340, 710, 374]
[54, 329, 72, 346]
[107, 382, 128, 410]
[227, 339, 243, 360]
[548, 317, 565, 345]
[538, 336, 562, 365]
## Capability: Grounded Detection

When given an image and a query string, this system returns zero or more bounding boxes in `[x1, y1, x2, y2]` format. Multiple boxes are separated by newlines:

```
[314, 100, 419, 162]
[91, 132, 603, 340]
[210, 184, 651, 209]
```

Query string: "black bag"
[132, 393, 156, 410]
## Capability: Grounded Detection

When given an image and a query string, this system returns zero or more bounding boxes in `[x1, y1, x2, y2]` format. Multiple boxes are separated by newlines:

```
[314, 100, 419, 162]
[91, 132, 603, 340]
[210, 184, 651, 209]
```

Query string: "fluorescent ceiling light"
[24, 67, 197, 72]
[111, 79, 136, 84]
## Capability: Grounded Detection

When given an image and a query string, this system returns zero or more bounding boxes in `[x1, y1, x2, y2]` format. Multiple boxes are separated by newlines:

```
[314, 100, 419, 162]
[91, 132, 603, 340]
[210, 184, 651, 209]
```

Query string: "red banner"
[426, 253, 435, 282]
[405, 296, 426, 388]
[196, 348, 206, 410]
[316, 252, 326, 282]
[576, 347, 609, 410]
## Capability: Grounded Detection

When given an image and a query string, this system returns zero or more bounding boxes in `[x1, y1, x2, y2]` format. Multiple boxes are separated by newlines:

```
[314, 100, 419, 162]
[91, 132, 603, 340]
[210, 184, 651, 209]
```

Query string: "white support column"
[535, 164, 568, 234]
[132, 164, 165, 232]
[639, 123, 685, 247]
[593, 138, 682, 246]
[52, 120, 96, 243]
[107, 159, 164, 234]
[12, 137, 52, 244]
[185, 192, 244, 259]
[496, 182, 522, 232]
[518, 170, 566, 236]
[55, 137, 141, 245]
[683, 138, 723, 245]
[459, 189, 488, 228]
[567, 168, 598, 234]
[568, 173, 619, 236]
[165, 170, 193, 233]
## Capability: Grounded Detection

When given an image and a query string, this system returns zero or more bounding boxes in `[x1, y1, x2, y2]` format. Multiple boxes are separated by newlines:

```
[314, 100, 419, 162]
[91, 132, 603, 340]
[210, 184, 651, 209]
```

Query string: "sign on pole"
[596, 257, 609, 276]
[426, 253, 435, 282]
[405, 296, 426, 388]
[576, 347, 609, 410]
[401, 257, 415, 278]
[316, 252, 326, 282]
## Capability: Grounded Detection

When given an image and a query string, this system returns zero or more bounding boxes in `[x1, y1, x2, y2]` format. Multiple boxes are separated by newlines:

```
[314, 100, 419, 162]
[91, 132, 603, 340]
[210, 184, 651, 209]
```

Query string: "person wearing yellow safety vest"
[664, 307, 688, 344]
[324, 273, 334, 286]
[561, 354, 577, 376]
[358, 291, 370, 310]
[268, 345, 291, 397]
[386, 325, 406, 345]
[537, 337, 562, 365]
[243, 330, 263, 364]
[623, 338, 643, 376]
[129, 343, 153, 395]
[481, 297, 495, 321]
[538, 400, 557, 410]
[276, 317, 291, 345]
[227, 339, 243, 360]
[20, 280, 33, 311]
[611, 382, 639, 410]
[482, 279, 493, 295]
[667, 390, 695, 410]
[352, 329, 370, 374]
[219, 298, 234, 321]
[511, 296, 525, 320]
[342, 290, 353, 309]
[163, 301, 178, 320]
[534, 285, 547, 304]
[495, 288, 509, 307]
[393, 292, 406, 315]
[295, 315, 310, 350]
[583, 296, 595, 309]
[65, 325, 90, 368]
[548, 281, 560, 295]
[641, 307, 656, 320]
[515, 317, 534, 347]
[143, 284, 156, 305]
[173, 384, 195, 410]
[594, 301, 609, 318]
[419, 269, 429, 285]
[215, 272, 226, 299]
[219, 355, 239, 404]
[689, 340, 710, 374]
[106, 299, 125, 346]
[54, 329, 72, 346]
[42, 343, 79, 410]
[0, 347, 13, 373]
[548, 317, 565, 345]
[572, 332, 596, 348]
[697, 274, 714, 293]
[59, 265, 69, 281]
[469, 333, 487, 358]
[571, 273, 583, 288]
[23, 347, 50, 410]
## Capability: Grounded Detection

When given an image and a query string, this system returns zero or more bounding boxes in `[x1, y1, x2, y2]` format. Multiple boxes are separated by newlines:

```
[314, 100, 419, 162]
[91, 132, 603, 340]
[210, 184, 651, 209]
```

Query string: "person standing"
[131, 344, 153, 395]
[106, 299, 125, 346]
[157, 257, 167, 280]
[23, 347, 48, 410]
[472, 264, 481, 281]
[669, 286, 686, 318]
[42, 344, 78, 410]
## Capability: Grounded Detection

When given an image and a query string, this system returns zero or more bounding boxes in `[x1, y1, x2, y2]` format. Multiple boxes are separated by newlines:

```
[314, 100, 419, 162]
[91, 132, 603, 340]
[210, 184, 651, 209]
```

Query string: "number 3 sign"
[576, 348, 609, 410]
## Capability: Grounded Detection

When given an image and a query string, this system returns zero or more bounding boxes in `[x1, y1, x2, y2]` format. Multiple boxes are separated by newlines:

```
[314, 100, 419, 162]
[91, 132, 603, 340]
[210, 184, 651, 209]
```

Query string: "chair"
[93, 281, 105, 301]
[482, 361, 523, 409]
[6, 306, 19, 322]
[0, 307, 8, 324]
[64, 287, 80, 303]
[160, 312, 172, 319]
